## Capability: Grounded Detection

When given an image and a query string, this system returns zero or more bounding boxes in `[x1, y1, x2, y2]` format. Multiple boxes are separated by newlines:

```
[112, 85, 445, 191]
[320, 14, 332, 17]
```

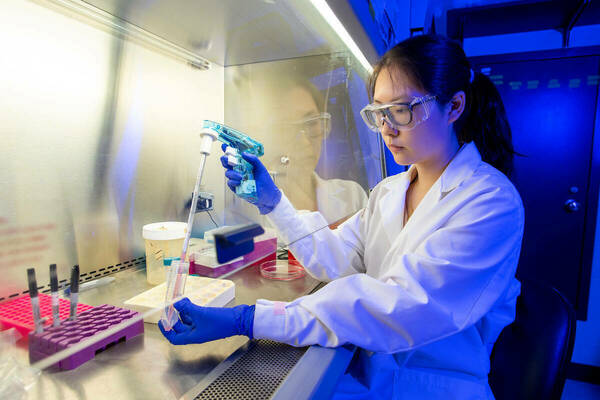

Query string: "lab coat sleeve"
[267, 192, 368, 281]
[254, 184, 524, 353]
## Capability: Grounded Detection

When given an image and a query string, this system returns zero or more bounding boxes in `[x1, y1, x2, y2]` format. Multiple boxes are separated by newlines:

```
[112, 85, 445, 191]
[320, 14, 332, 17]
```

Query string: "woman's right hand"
[220, 144, 282, 214]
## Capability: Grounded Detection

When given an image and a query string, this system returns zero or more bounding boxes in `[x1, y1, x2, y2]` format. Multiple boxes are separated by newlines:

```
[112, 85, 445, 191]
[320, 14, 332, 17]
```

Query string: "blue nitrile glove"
[158, 297, 255, 345]
[220, 143, 282, 214]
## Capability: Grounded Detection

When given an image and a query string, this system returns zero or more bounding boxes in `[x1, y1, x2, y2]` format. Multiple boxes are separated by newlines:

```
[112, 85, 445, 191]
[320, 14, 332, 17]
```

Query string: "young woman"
[160, 34, 524, 399]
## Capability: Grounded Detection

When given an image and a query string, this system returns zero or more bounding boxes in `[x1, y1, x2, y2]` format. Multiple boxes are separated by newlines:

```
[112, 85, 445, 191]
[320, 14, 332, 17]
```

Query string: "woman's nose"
[380, 119, 399, 137]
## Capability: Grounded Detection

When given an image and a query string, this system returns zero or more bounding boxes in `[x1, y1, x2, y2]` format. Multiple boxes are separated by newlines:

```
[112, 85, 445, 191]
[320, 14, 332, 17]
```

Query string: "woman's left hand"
[220, 144, 282, 214]
[158, 298, 255, 345]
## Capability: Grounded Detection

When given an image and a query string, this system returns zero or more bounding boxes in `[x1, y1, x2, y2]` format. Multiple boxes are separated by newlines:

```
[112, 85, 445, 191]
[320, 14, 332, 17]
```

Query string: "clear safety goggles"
[290, 112, 332, 140]
[360, 95, 437, 132]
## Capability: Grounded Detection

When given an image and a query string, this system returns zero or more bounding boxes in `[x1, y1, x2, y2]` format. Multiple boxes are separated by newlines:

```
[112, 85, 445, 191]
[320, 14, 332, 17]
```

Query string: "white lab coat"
[253, 142, 524, 399]
[224, 173, 367, 236]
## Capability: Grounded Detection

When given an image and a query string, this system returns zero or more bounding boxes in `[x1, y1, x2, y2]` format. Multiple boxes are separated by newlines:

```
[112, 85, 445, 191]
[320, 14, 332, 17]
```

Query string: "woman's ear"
[447, 91, 466, 125]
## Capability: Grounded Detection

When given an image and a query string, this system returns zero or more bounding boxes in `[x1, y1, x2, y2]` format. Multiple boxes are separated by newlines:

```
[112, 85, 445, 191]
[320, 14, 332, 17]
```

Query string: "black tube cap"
[70, 265, 80, 294]
[27, 268, 38, 297]
[49, 264, 58, 292]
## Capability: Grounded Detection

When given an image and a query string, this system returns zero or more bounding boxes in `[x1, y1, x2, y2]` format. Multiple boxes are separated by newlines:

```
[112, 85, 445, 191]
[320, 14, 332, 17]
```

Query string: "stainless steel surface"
[181, 328, 355, 400]
[190, 339, 307, 400]
[179, 340, 256, 400]
[77, 0, 363, 67]
[1, 0, 226, 299]
[13, 262, 320, 399]
[40, 0, 211, 69]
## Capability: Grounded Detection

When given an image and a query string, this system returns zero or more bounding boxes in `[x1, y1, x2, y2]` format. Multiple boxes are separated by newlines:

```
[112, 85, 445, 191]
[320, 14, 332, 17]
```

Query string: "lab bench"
[14, 262, 355, 400]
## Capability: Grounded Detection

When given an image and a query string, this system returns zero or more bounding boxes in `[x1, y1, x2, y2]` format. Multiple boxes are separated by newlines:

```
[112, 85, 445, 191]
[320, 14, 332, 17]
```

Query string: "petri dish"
[260, 260, 305, 281]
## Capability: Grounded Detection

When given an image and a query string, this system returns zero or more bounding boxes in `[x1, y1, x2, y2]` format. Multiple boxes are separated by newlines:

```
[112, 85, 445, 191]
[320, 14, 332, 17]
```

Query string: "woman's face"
[264, 85, 323, 175]
[373, 67, 453, 167]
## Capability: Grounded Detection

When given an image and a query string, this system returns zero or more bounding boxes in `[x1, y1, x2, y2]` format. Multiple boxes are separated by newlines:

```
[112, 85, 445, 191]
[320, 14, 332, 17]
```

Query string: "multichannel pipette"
[202, 120, 264, 202]
[160, 123, 218, 330]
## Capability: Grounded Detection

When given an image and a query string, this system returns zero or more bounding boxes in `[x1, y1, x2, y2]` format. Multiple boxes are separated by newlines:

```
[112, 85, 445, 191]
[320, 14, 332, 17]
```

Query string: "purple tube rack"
[28, 304, 144, 370]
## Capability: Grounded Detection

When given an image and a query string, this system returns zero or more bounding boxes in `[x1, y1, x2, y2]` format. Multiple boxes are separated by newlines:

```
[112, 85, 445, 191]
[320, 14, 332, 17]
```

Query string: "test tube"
[161, 260, 189, 330]
[49, 264, 60, 327]
[27, 268, 43, 334]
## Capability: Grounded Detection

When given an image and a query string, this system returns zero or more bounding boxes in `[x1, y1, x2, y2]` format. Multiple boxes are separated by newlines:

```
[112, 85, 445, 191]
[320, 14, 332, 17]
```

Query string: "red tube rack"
[0, 293, 93, 338]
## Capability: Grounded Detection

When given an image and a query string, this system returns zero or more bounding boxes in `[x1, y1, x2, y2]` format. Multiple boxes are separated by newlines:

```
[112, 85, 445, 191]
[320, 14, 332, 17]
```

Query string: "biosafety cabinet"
[0, 0, 382, 399]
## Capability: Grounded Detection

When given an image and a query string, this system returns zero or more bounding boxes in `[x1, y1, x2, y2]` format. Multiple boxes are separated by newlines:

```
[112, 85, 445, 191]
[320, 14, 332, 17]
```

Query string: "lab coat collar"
[439, 142, 482, 195]
[382, 142, 482, 250]
[405, 141, 482, 198]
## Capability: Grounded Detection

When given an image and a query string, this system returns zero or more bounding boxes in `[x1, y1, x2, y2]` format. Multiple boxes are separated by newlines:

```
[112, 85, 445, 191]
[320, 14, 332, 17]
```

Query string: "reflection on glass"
[225, 60, 370, 225]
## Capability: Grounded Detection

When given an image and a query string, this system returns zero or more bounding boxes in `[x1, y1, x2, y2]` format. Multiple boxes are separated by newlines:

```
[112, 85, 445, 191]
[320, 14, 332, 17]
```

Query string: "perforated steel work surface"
[194, 339, 307, 400]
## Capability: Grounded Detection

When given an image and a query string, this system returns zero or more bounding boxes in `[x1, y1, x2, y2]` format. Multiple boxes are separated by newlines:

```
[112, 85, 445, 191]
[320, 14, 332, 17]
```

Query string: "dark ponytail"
[461, 71, 515, 175]
[368, 34, 516, 176]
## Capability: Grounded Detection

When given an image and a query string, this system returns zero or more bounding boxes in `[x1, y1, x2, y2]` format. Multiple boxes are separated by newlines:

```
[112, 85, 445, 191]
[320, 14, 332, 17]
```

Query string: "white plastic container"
[123, 276, 235, 323]
[142, 222, 187, 285]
